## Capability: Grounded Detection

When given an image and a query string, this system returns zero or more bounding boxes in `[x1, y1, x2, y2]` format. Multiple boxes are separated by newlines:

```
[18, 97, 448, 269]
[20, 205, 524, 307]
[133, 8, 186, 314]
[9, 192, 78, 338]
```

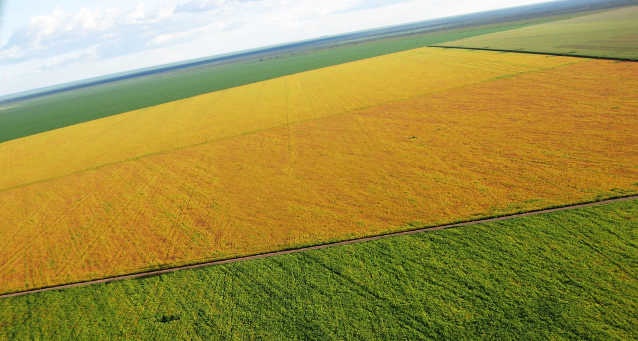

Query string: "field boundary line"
[429, 45, 638, 62]
[1, 194, 637, 299]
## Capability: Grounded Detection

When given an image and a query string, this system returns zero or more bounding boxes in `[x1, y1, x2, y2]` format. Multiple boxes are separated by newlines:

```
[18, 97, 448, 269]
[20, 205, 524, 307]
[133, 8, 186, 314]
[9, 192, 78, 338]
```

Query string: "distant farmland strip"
[1, 199, 636, 339]
[0, 15, 579, 144]
[441, 5, 638, 60]
[1, 52, 636, 294]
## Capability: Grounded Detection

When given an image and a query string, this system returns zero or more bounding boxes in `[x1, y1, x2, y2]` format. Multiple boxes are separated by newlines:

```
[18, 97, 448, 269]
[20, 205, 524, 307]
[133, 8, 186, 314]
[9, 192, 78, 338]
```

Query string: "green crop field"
[2, 200, 636, 340]
[442, 5, 638, 60]
[0, 15, 574, 144]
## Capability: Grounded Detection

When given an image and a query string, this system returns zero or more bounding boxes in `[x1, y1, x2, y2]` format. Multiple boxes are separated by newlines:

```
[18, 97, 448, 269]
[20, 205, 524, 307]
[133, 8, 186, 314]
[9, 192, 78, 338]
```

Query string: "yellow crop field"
[1, 50, 637, 293]
[0, 48, 574, 191]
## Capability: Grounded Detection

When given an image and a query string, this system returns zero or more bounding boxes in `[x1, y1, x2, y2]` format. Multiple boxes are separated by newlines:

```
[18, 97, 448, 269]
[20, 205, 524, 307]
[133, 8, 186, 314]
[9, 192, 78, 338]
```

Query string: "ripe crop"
[1, 50, 636, 294]
[0, 48, 573, 191]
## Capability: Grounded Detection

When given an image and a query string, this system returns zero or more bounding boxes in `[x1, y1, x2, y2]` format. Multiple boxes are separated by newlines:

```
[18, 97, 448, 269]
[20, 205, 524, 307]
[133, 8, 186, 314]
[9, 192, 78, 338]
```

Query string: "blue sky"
[0, 0, 548, 96]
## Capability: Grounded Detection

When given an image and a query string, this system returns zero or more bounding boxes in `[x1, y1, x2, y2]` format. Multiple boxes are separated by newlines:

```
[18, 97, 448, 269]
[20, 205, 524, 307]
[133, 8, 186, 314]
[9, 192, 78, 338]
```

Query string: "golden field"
[0, 48, 575, 191]
[1, 50, 637, 293]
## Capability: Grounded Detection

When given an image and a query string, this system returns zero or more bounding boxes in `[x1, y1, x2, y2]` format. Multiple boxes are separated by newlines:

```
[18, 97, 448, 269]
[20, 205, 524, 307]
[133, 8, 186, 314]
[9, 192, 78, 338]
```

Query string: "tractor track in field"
[1, 194, 637, 299]
[429, 45, 638, 62]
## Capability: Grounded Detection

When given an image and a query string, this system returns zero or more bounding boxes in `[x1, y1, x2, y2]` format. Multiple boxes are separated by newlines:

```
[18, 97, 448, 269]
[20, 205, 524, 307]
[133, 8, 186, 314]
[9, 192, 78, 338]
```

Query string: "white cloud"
[39, 45, 99, 70]
[0, 4, 187, 65]
[147, 23, 217, 47]
[175, 0, 227, 13]
[0, 0, 395, 68]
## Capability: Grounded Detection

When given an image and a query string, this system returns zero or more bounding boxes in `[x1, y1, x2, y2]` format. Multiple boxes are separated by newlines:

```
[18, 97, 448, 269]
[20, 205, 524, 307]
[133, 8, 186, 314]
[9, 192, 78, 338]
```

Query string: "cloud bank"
[0, 0, 544, 96]
[0, 1, 383, 67]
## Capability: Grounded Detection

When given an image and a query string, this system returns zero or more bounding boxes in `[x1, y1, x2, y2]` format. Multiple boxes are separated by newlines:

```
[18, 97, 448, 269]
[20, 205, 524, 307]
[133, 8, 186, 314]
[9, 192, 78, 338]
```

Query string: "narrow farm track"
[429, 45, 638, 62]
[1, 194, 636, 299]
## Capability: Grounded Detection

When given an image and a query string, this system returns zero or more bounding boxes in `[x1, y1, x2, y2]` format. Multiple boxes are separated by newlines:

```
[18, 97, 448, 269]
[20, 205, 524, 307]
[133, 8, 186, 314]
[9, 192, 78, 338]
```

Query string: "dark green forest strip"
[1, 198, 636, 339]
[430, 45, 638, 61]
[0, 18, 561, 144]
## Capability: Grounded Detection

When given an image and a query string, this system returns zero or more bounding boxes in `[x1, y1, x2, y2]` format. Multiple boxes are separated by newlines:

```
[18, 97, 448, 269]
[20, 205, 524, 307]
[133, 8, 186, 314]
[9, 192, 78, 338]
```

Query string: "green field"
[0, 16, 575, 144]
[2, 200, 636, 340]
[442, 5, 638, 60]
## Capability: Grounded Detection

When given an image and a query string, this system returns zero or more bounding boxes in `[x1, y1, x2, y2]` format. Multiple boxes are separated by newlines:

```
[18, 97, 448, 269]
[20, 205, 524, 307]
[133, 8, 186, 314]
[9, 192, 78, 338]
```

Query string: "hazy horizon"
[0, 0, 549, 97]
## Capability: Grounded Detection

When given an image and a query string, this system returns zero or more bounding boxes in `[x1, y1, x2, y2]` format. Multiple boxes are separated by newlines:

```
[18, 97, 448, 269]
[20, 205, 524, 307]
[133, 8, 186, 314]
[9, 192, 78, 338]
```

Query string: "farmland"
[441, 5, 638, 60]
[1, 49, 637, 294]
[1, 199, 636, 339]
[0, 18, 561, 144]
[0, 48, 577, 190]
[2, 0, 619, 146]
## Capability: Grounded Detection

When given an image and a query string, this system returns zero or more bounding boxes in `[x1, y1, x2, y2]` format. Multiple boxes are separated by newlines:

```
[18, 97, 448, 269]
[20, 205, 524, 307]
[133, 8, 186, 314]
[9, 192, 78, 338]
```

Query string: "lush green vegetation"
[443, 5, 638, 60]
[0, 17, 564, 144]
[1, 200, 636, 340]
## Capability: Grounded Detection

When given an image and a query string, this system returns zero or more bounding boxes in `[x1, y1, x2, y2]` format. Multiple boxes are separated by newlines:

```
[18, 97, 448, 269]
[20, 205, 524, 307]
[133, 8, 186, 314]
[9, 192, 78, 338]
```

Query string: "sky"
[0, 0, 549, 97]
